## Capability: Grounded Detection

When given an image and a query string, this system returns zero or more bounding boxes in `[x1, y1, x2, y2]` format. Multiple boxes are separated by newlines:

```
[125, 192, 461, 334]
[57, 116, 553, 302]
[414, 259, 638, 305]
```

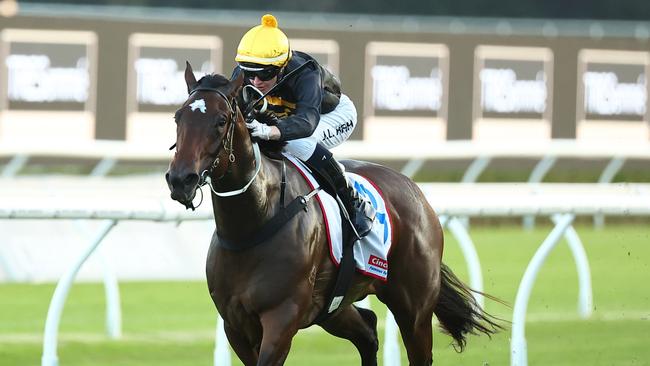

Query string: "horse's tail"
[433, 263, 506, 352]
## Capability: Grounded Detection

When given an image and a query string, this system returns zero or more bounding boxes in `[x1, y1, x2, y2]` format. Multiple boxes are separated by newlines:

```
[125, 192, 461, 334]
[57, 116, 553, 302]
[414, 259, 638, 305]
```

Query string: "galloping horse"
[166, 63, 501, 366]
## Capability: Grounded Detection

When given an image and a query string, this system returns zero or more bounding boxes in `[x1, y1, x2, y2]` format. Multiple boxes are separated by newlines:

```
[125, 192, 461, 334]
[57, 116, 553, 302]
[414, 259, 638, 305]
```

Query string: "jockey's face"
[239, 63, 281, 94]
[249, 75, 277, 94]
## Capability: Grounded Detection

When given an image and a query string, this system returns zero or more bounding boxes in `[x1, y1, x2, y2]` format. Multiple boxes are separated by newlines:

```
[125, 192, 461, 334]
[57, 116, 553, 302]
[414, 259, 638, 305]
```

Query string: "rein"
[242, 59, 314, 117]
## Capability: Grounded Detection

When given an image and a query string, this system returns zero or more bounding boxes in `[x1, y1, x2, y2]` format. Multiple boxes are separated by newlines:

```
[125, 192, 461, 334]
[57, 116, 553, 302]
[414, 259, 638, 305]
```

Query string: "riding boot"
[306, 143, 376, 239]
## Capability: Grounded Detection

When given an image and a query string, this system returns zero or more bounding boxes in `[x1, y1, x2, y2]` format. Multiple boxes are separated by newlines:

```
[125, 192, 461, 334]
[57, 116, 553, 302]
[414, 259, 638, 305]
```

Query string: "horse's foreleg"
[319, 304, 379, 366]
[256, 302, 301, 366]
[224, 322, 259, 366]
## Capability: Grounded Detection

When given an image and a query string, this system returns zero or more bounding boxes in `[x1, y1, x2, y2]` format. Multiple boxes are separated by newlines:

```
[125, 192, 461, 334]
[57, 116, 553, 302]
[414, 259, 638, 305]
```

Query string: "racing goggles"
[239, 63, 281, 81]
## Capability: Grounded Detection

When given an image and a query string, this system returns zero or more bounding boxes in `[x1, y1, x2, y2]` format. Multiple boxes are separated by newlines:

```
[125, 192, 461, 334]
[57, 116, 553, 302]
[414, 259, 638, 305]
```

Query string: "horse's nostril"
[184, 173, 199, 187]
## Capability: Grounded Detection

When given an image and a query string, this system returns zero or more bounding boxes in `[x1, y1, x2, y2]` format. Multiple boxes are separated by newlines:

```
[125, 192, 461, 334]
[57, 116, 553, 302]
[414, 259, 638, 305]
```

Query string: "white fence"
[2, 177, 650, 366]
[3, 138, 648, 227]
[0, 175, 215, 283]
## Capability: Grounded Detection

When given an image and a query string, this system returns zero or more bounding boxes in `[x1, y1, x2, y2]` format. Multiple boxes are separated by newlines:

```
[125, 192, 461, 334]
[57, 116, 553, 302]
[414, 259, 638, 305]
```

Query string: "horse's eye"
[216, 117, 226, 127]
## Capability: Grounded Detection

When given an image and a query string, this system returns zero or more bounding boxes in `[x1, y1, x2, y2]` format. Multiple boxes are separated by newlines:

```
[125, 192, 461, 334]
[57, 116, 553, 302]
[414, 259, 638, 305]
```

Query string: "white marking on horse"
[190, 99, 207, 113]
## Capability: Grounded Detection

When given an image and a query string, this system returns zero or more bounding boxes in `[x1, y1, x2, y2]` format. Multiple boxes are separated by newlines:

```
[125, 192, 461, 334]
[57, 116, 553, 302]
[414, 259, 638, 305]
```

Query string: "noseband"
[189, 86, 262, 198]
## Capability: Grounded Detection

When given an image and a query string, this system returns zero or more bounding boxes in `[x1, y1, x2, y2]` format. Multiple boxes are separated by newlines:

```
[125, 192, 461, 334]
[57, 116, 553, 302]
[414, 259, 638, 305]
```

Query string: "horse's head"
[165, 62, 244, 208]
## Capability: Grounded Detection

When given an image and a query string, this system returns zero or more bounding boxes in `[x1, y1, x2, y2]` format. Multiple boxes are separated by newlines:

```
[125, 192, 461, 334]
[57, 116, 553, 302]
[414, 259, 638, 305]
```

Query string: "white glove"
[246, 119, 273, 140]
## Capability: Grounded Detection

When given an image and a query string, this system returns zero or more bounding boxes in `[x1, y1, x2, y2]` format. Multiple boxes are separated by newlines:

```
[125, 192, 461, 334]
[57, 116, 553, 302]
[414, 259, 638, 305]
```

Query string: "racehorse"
[166, 62, 502, 366]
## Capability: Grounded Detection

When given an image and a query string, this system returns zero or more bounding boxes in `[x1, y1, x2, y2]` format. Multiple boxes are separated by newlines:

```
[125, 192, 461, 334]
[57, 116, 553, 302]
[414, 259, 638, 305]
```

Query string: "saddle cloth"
[285, 154, 393, 281]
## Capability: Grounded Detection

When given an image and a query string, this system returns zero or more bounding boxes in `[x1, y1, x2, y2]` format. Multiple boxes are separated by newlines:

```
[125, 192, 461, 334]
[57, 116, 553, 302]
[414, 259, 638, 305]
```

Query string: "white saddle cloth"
[285, 154, 393, 281]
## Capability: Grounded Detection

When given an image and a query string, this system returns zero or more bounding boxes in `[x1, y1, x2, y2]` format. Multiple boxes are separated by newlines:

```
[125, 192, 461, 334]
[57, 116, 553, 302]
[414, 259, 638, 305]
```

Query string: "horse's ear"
[227, 72, 245, 98]
[184, 61, 197, 94]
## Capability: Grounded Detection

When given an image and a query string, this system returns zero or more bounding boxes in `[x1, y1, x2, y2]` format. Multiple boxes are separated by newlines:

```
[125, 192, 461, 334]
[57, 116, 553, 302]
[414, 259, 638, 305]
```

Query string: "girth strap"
[311, 223, 356, 324]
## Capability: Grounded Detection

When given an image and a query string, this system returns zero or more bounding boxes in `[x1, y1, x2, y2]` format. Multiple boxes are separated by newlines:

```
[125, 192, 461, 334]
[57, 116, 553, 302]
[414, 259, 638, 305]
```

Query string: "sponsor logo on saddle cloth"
[284, 154, 393, 281]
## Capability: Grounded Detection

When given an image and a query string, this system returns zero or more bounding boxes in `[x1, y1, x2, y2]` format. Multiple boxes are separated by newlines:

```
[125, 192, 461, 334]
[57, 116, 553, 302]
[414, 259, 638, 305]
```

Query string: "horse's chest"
[209, 269, 285, 334]
[208, 243, 312, 312]
[209, 272, 255, 327]
[210, 256, 280, 304]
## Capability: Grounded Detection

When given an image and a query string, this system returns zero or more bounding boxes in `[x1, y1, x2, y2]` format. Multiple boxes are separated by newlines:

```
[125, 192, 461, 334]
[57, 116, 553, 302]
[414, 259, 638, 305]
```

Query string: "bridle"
[188, 86, 262, 198]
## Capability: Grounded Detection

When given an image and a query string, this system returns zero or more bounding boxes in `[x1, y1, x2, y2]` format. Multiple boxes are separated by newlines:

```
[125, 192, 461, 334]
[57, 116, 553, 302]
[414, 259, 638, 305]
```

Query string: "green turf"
[1, 224, 648, 365]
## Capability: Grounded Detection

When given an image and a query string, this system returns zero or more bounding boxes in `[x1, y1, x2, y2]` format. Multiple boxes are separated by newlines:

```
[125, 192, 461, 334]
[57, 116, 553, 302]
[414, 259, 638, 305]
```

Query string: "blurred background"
[0, 1, 649, 365]
[1, 0, 648, 145]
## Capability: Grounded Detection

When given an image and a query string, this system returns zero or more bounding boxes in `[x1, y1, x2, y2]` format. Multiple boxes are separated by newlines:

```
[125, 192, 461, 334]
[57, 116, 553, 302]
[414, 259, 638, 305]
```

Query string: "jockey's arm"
[274, 70, 322, 141]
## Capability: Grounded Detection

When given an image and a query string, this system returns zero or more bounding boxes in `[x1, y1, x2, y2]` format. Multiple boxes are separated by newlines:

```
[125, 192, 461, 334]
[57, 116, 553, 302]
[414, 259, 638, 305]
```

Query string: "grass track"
[1, 224, 649, 365]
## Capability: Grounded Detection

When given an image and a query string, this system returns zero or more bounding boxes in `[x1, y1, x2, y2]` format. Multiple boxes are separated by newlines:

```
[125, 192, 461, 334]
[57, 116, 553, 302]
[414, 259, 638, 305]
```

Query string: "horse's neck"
[210, 131, 279, 242]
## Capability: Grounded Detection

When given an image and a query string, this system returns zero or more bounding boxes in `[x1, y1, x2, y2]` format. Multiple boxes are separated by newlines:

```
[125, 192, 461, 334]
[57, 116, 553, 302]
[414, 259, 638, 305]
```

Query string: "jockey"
[233, 13, 375, 239]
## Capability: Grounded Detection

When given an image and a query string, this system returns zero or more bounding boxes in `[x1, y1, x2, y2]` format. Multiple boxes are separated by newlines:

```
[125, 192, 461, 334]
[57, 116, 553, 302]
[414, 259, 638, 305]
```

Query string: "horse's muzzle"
[165, 170, 199, 207]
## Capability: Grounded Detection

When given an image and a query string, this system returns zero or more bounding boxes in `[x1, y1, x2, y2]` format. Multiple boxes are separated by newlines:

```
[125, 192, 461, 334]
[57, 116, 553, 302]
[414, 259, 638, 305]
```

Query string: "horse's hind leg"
[377, 235, 441, 365]
[387, 302, 435, 366]
[319, 304, 379, 366]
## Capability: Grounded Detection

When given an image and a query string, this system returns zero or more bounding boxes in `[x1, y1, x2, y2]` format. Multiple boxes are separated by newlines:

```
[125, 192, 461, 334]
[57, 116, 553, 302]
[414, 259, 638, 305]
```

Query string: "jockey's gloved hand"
[253, 109, 279, 126]
[246, 119, 273, 140]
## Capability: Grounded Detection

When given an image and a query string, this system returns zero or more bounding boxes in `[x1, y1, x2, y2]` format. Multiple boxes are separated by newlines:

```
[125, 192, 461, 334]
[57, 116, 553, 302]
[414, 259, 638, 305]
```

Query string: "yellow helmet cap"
[235, 14, 291, 67]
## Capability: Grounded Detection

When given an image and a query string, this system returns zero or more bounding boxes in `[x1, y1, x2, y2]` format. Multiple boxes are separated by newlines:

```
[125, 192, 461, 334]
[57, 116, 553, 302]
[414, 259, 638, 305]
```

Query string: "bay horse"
[166, 62, 502, 366]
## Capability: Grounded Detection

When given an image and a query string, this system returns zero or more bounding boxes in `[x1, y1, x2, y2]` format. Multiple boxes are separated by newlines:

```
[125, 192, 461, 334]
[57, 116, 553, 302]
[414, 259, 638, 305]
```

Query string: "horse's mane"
[197, 74, 230, 89]
[196, 74, 287, 157]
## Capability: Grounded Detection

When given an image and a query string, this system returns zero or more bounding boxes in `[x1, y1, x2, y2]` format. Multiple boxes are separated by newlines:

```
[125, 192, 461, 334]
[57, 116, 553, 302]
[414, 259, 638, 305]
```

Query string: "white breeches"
[284, 94, 357, 160]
